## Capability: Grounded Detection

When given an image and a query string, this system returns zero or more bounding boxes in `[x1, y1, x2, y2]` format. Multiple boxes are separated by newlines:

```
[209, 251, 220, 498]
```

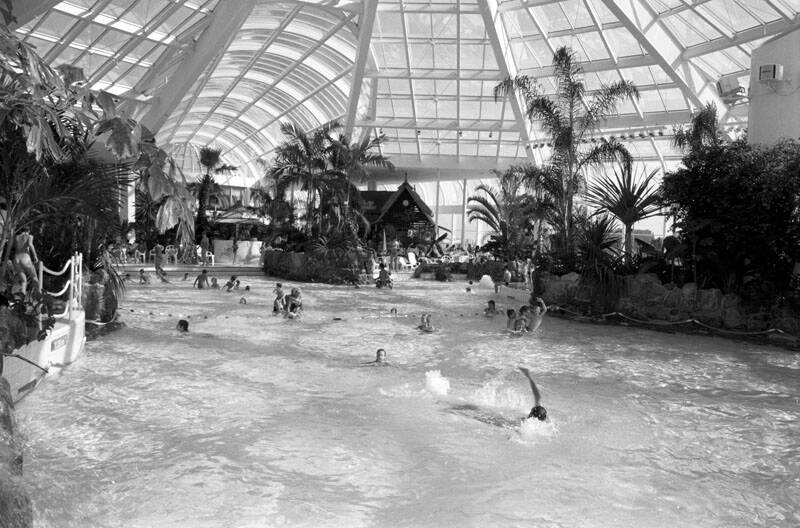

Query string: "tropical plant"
[585, 165, 662, 258]
[192, 146, 237, 240]
[673, 103, 724, 153]
[467, 165, 547, 259]
[267, 120, 392, 242]
[661, 138, 800, 291]
[494, 46, 639, 253]
[268, 121, 344, 235]
[575, 213, 622, 311]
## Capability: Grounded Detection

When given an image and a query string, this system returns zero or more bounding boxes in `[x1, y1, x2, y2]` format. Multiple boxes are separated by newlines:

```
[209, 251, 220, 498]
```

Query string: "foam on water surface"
[15, 277, 800, 527]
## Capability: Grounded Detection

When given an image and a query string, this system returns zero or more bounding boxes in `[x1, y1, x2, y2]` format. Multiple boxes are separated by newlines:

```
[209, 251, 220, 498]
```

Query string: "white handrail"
[36, 253, 84, 322]
[45, 280, 71, 297]
[41, 259, 72, 277]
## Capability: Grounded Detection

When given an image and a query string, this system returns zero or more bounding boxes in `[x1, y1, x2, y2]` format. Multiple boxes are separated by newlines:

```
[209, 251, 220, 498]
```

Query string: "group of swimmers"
[272, 282, 303, 318]
[483, 296, 548, 334]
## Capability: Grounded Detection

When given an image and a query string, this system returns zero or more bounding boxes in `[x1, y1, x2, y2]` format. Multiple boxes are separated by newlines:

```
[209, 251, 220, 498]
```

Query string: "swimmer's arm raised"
[518, 367, 541, 406]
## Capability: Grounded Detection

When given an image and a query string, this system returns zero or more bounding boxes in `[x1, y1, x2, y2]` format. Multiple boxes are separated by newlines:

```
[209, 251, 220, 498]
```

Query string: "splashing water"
[424, 370, 450, 396]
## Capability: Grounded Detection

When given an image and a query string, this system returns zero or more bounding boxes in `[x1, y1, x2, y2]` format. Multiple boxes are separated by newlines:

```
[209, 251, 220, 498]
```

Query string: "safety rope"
[41, 260, 71, 277]
[551, 304, 797, 339]
[45, 280, 70, 298]
[1, 353, 49, 373]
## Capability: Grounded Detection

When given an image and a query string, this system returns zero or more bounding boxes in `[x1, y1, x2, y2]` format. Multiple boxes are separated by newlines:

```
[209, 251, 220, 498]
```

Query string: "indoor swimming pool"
[15, 277, 800, 527]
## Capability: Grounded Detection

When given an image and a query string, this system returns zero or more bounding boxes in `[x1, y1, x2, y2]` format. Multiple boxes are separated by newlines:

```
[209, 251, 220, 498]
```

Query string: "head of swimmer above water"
[176, 319, 189, 332]
[375, 348, 386, 363]
[528, 405, 547, 421]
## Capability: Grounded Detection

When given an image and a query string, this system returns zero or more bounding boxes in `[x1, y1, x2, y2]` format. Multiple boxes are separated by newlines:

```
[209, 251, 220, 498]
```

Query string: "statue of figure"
[11, 227, 39, 295]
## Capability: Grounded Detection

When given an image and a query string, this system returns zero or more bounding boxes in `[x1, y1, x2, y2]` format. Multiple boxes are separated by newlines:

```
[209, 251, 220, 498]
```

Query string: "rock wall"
[0, 377, 32, 528]
[262, 250, 372, 284]
[81, 271, 117, 323]
[540, 272, 800, 338]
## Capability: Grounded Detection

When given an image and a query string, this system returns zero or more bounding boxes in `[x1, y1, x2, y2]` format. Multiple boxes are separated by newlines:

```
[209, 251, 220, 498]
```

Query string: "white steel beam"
[600, 0, 726, 112]
[359, 110, 695, 132]
[8, 0, 59, 28]
[358, 77, 380, 144]
[198, 12, 355, 148]
[140, 0, 256, 134]
[398, 0, 423, 161]
[682, 17, 800, 59]
[344, 0, 378, 139]
[186, 7, 301, 144]
[224, 68, 353, 160]
[477, 0, 541, 165]
[42, 0, 114, 63]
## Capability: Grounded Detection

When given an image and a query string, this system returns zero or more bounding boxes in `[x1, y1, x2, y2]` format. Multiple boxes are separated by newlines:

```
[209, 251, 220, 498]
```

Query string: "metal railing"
[38, 252, 83, 320]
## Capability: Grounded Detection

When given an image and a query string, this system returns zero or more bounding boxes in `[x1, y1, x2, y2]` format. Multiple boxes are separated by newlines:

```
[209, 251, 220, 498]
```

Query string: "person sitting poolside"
[519, 367, 547, 421]
[284, 287, 303, 319]
[193, 269, 209, 289]
[376, 263, 392, 289]
[418, 313, 435, 332]
[484, 300, 499, 316]
[176, 319, 189, 333]
[362, 348, 389, 367]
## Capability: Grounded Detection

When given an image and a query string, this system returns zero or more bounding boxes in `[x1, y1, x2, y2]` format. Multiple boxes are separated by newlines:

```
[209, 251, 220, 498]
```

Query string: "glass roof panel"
[17, 0, 799, 183]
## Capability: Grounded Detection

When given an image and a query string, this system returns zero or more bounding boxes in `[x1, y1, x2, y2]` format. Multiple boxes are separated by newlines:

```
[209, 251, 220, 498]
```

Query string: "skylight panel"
[460, 13, 485, 38]
[532, 4, 572, 32]
[54, 2, 89, 17]
[406, 12, 432, 37]
[604, 28, 645, 56]
[575, 32, 610, 61]
[558, 0, 594, 29]
[701, 1, 759, 32]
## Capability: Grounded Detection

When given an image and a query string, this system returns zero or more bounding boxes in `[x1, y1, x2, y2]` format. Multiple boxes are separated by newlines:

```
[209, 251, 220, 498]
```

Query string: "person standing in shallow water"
[11, 226, 39, 294]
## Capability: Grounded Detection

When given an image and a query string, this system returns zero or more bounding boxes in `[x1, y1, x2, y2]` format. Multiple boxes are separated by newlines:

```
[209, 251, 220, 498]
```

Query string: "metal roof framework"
[13, 0, 796, 186]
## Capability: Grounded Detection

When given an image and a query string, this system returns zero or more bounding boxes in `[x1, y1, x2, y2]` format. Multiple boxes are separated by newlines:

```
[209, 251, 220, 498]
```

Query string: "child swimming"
[273, 283, 285, 314]
[466, 280, 474, 293]
[138, 269, 150, 285]
[418, 313, 435, 332]
[176, 319, 189, 332]
[224, 276, 238, 292]
[518, 367, 547, 421]
[484, 300, 499, 316]
[362, 348, 389, 367]
[506, 308, 516, 330]
[210, 277, 219, 289]
[284, 287, 302, 318]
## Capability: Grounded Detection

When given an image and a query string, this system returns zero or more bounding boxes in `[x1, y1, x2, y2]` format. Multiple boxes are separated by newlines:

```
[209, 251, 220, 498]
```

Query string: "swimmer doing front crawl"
[518, 367, 547, 421]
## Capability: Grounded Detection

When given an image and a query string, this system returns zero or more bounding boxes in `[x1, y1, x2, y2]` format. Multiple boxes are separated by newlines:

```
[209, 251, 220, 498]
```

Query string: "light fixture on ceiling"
[458, 130, 462, 137]
[416, 129, 421, 135]
[488, 131, 493, 138]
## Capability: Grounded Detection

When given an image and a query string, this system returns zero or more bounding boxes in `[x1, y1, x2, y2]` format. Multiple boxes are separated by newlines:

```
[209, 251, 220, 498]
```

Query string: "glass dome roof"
[13, 0, 796, 183]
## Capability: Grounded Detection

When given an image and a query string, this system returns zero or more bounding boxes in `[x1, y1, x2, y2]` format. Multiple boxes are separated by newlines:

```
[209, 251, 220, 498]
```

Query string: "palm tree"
[269, 121, 343, 235]
[673, 103, 724, 153]
[494, 46, 639, 253]
[194, 146, 236, 240]
[467, 165, 544, 259]
[585, 165, 662, 258]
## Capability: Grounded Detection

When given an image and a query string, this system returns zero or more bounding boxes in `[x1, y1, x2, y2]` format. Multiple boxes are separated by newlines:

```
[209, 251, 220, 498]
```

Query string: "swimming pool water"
[15, 277, 800, 527]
